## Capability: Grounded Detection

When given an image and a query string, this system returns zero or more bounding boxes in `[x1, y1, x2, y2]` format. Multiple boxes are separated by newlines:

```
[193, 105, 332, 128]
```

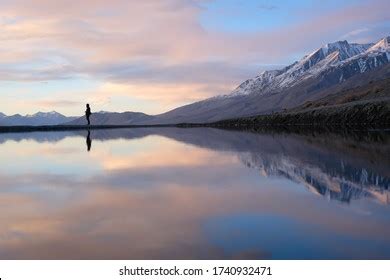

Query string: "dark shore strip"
[192, 100, 390, 131]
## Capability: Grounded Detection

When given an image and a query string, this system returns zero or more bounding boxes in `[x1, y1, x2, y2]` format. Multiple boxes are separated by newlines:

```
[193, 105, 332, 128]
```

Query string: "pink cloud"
[0, 0, 388, 114]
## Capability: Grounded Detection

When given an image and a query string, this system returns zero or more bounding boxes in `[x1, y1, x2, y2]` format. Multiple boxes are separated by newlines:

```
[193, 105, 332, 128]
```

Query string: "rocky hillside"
[212, 77, 390, 127]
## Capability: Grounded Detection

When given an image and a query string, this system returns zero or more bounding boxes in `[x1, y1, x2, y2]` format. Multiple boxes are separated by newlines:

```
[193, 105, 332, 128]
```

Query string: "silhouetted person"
[86, 130, 92, 152]
[85, 104, 92, 125]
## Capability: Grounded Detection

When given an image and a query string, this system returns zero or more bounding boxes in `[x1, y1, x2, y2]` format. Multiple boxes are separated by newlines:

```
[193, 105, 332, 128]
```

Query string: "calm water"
[0, 128, 389, 259]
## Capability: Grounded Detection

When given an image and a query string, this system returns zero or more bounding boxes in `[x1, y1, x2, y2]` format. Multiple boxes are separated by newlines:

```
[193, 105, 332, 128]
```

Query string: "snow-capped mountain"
[228, 38, 388, 98]
[229, 40, 374, 97]
[368, 36, 390, 54]
[0, 111, 78, 126]
[138, 36, 390, 124]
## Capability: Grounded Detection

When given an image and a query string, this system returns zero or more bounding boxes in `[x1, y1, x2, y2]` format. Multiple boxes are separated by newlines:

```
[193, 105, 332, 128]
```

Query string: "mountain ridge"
[1, 36, 389, 126]
[0, 111, 77, 126]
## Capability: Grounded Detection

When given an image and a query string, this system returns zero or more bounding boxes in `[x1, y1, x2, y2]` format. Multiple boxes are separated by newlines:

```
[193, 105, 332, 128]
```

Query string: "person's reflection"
[86, 130, 92, 152]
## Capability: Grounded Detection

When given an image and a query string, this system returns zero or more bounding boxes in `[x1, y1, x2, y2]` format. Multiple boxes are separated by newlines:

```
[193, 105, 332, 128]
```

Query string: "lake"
[0, 127, 389, 259]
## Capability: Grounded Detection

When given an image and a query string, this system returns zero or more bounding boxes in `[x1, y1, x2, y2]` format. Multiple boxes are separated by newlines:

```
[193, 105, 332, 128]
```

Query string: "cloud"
[340, 24, 390, 43]
[342, 28, 370, 38]
[33, 100, 82, 108]
[0, 0, 389, 115]
[257, 4, 278, 11]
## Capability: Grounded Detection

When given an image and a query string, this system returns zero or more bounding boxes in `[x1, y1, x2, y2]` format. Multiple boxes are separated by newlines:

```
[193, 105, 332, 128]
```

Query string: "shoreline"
[0, 123, 389, 134]
[2, 96, 389, 134]
[1, 101, 390, 133]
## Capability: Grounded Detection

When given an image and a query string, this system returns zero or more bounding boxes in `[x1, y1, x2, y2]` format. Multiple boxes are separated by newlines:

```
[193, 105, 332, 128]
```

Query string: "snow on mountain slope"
[368, 36, 390, 53]
[227, 40, 376, 98]
[228, 70, 281, 97]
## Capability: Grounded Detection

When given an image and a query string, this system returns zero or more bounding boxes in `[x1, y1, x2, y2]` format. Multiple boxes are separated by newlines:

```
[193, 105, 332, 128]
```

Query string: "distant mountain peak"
[322, 39, 367, 51]
[368, 36, 390, 53]
[317, 39, 373, 61]
[33, 110, 63, 116]
[0, 111, 76, 126]
[325, 39, 348, 46]
[26, 111, 61, 118]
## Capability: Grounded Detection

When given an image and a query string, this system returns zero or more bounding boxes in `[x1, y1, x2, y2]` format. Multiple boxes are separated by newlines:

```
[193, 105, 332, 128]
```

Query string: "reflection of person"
[85, 104, 92, 125]
[86, 130, 92, 152]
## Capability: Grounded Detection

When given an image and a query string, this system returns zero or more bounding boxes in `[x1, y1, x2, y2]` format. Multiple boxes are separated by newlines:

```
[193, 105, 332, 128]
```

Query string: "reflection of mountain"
[239, 152, 389, 204]
[153, 128, 390, 204]
[0, 127, 389, 204]
[0, 129, 150, 144]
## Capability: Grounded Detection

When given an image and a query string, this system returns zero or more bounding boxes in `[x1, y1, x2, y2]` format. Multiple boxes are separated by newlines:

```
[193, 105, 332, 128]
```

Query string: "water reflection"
[0, 128, 389, 259]
[86, 130, 92, 152]
[10, 127, 386, 205]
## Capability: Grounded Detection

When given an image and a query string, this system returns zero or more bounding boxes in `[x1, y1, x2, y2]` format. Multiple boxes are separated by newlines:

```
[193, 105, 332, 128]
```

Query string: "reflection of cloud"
[0, 129, 390, 259]
[1, 175, 390, 259]
[93, 138, 234, 171]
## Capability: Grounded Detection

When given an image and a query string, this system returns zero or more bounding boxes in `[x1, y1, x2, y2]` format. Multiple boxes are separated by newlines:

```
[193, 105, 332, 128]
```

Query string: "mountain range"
[0, 111, 77, 126]
[1, 35, 389, 126]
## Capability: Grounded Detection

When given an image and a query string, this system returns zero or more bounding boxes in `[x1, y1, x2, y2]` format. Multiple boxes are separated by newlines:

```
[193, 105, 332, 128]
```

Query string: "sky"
[0, 0, 389, 116]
